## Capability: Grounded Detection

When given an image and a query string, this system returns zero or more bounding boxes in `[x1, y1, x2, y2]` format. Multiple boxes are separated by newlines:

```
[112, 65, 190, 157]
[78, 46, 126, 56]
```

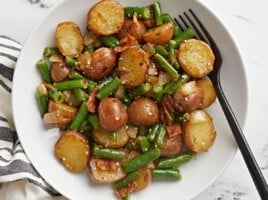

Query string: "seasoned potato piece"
[183, 110, 216, 152]
[136, 165, 152, 190]
[55, 130, 90, 172]
[177, 39, 215, 78]
[89, 157, 126, 183]
[118, 46, 149, 87]
[44, 100, 77, 126]
[87, 0, 124, 35]
[196, 79, 217, 109]
[143, 22, 174, 44]
[55, 22, 84, 57]
[92, 126, 129, 148]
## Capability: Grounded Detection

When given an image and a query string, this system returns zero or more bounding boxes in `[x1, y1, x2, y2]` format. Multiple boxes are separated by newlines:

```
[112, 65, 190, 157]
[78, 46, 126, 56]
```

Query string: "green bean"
[152, 169, 182, 181]
[154, 45, 168, 57]
[152, 85, 164, 102]
[36, 59, 51, 83]
[124, 6, 151, 19]
[87, 113, 100, 130]
[99, 35, 120, 48]
[156, 151, 195, 169]
[87, 80, 98, 93]
[162, 13, 181, 39]
[65, 56, 77, 68]
[48, 89, 65, 103]
[93, 145, 125, 160]
[78, 123, 92, 133]
[137, 136, 151, 153]
[54, 79, 88, 91]
[69, 70, 85, 80]
[36, 83, 48, 116]
[43, 47, 59, 57]
[175, 112, 190, 123]
[97, 76, 113, 89]
[69, 102, 88, 131]
[147, 123, 160, 142]
[153, 1, 163, 26]
[154, 53, 179, 80]
[122, 148, 161, 173]
[96, 77, 120, 100]
[154, 124, 166, 149]
[83, 44, 94, 53]
[122, 194, 130, 200]
[168, 40, 180, 70]
[174, 28, 196, 46]
[73, 88, 87, 102]
[163, 73, 190, 95]
[114, 171, 139, 189]
[128, 82, 150, 99]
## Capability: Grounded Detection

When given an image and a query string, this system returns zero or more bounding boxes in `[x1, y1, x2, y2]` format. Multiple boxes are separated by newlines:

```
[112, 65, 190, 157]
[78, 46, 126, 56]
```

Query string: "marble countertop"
[1, 0, 267, 199]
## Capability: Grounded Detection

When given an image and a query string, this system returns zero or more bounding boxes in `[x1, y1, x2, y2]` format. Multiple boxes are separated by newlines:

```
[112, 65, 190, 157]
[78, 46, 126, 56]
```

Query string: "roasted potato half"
[87, 0, 124, 35]
[196, 79, 217, 109]
[89, 157, 126, 183]
[92, 127, 129, 148]
[55, 130, 90, 172]
[177, 39, 215, 78]
[55, 21, 84, 57]
[118, 46, 149, 87]
[183, 110, 216, 152]
[143, 22, 174, 45]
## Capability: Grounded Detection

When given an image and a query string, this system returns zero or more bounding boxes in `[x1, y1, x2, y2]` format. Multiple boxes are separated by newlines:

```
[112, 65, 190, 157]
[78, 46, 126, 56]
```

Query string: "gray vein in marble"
[260, 144, 268, 170]
[27, 0, 53, 8]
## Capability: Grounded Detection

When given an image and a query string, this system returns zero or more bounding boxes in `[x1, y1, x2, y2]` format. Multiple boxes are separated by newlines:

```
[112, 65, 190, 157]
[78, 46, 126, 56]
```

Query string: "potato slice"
[183, 110, 216, 152]
[177, 39, 215, 78]
[87, 0, 124, 35]
[55, 21, 84, 57]
[143, 22, 174, 44]
[196, 79, 217, 109]
[118, 46, 149, 87]
[55, 130, 90, 172]
[136, 165, 152, 190]
[89, 157, 126, 183]
[92, 126, 129, 148]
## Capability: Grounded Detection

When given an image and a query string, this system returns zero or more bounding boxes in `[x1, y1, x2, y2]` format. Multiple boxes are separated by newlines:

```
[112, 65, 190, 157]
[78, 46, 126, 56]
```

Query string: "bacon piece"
[86, 87, 98, 112]
[166, 124, 182, 138]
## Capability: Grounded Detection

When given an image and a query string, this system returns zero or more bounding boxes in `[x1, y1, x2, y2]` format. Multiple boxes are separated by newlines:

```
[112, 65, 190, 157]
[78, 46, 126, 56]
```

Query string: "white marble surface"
[1, 0, 267, 199]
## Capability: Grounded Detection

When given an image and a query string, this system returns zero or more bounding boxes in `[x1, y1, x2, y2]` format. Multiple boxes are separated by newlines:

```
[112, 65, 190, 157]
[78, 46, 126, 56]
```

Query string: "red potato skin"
[127, 97, 159, 126]
[83, 47, 117, 80]
[98, 98, 128, 131]
[161, 134, 183, 157]
[172, 85, 203, 113]
[50, 62, 71, 82]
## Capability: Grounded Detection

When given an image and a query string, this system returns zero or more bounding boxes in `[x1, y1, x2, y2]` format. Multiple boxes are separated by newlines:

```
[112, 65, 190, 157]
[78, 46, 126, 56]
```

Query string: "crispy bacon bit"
[162, 95, 175, 112]
[114, 34, 137, 53]
[96, 158, 119, 172]
[159, 106, 173, 126]
[86, 87, 98, 112]
[115, 181, 137, 199]
[166, 124, 182, 138]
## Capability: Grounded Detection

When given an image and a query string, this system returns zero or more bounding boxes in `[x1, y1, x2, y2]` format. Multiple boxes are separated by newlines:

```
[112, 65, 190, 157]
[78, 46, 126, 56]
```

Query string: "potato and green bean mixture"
[36, 0, 217, 199]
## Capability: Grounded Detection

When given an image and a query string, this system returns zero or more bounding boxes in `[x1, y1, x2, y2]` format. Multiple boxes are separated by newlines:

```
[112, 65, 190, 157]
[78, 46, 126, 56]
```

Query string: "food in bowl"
[35, 0, 217, 199]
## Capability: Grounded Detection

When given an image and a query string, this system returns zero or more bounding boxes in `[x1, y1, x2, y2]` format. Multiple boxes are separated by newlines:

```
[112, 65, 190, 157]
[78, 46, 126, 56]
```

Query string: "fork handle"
[215, 81, 268, 199]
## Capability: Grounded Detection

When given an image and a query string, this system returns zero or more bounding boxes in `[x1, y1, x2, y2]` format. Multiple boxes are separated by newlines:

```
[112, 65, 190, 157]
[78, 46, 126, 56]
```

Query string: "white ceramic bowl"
[12, 0, 248, 199]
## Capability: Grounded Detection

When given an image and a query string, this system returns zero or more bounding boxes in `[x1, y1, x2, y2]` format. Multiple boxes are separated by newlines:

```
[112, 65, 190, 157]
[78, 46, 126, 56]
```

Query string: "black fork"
[175, 9, 268, 199]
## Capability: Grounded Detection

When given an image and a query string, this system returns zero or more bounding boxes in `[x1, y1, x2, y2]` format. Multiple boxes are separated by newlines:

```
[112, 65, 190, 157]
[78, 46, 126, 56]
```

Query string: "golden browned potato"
[82, 47, 117, 80]
[55, 21, 84, 57]
[136, 165, 152, 190]
[55, 130, 90, 172]
[196, 79, 217, 109]
[43, 100, 77, 126]
[127, 97, 159, 126]
[177, 39, 215, 78]
[89, 157, 126, 183]
[143, 22, 174, 45]
[183, 110, 216, 152]
[118, 46, 149, 87]
[98, 98, 128, 131]
[92, 127, 129, 148]
[87, 0, 124, 35]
